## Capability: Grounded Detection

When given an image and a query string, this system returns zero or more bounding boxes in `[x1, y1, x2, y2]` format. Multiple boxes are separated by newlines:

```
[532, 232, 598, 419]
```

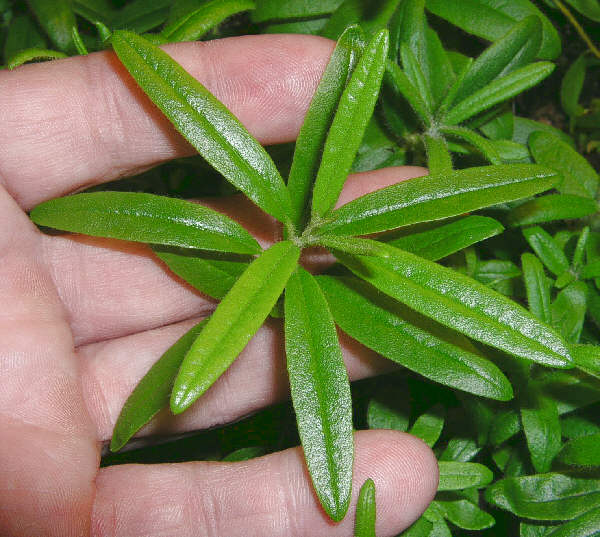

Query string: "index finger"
[0, 34, 334, 209]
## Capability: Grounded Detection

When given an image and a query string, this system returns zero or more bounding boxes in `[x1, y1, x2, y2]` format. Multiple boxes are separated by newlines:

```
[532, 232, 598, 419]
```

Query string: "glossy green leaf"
[171, 241, 300, 413]
[111, 319, 207, 452]
[425, 0, 561, 60]
[437, 57, 473, 119]
[521, 384, 562, 473]
[572, 344, 600, 379]
[521, 522, 553, 536]
[540, 369, 600, 416]
[285, 268, 353, 522]
[400, 43, 433, 114]
[388, 216, 504, 261]
[438, 499, 495, 530]
[71, 26, 88, 55]
[440, 438, 481, 462]
[27, 0, 76, 53]
[3, 14, 47, 63]
[161, 0, 256, 42]
[251, 0, 344, 22]
[490, 409, 522, 446]
[545, 506, 600, 537]
[453, 16, 542, 105]
[529, 131, 599, 199]
[311, 29, 389, 218]
[552, 282, 587, 343]
[509, 194, 598, 227]
[573, 227, 590, 270]
[319, 164, 557, 237]
[403, 517, 434, 536]
[513, 116, 575, 147]
[444, 62, 555, 125]
[523, 226, 570, 277]
[559, 434, 600, 467]
[153, 247, 249, 299]
[354, 479, 376, 537]
[409, 405, 445, 447]
[319, 275, 514, 400]
[424, 134, 453, 173]
[113, 0, 172, 33]
[485, 473, 600, 520]
[384, 60, 432, 124]
[111, 31, 293, 225]
[422, 27, 455, 107]
[437, 461, 493, 491]
[474, 259, 521, 288]
[522, 253, 552, 323]
[561, 53, 588, 119]
[441, 125, 502, 164]
[336, 244, 572, 368]
[287, 25, 366, 230]
[321, 0, 401, 39]
[7, 47, 67, 69]
[30, 192, 261, 254]
[562, 413, 600, 440]
[316, 236, 391, 258]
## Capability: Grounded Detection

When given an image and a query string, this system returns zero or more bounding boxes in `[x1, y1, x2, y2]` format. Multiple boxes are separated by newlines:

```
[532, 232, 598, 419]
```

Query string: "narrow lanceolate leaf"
[110, 320, 207, 452]
[388, 216, 504, 261]
[559, 434, 600, 467]
[318, 276, 513, 401]
[354, 479, 376, 537]
[522, 253, 552, 323]
[529, 131, 599, 199]
[454, 16, 543, 104]
[153, 247, 249, 299]
[400, 43, 433, 114]
[285, 268, 353, 522]
[287, 25, 366, 231]
[336, 244, 572, 368]
[523, 226, 570, 277]
[571, 344, 600, 379]
[521, 384, 562, 473]
[552, 282, 587, 343]
[485, 473, 600, 520]
[561, 53, 587, 119]
[161, 0, 256, 43]
[171, 241, 300, 413]
[444, 62, 555, 126]
[409, 405, 445, 447]
[545, 507, 600, 537]
[318, 164, 558, 237]
[111, 31, 293, 224]
[315, 236, 391, 258]
[437, 461, 493, 491]
[424, 134, 453, 173]
[7, 48, 67, 69]
[440, 126, 502, 164]
[509, 194, 598, 227]
[385, 60, 432, 125]
[27, 0, 76, 53]
[30, 192, 261, 254]
[311, 30, 389, 219]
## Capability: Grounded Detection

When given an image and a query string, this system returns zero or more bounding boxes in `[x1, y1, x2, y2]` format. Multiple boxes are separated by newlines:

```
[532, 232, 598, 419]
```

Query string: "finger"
[45, 166, 427, 346]
[79, 316, 394, 443]
[92, 430, 438, 537]
[0, 34, 334, 209]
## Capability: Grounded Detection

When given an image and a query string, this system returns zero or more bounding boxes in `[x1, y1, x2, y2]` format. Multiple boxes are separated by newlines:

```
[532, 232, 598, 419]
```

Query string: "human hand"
[0, 34, 438, 536]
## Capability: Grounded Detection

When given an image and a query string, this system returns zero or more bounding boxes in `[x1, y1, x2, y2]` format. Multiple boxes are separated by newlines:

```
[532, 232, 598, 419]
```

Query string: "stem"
[554, 0, 600, 60]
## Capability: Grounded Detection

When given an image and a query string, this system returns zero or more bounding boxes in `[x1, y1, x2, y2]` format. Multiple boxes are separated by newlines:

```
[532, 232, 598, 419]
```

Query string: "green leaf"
[318, 276, 513, 400]
[540, 369, 600, 416]
[453, 16, 542, 105]
[30, 192, 261, 254]
[171, 241, 300, 413]
[285, 268, 353, 522]
[113, 0, 172, 33]
[73, 0, 113, 26]
[490, 409, 522, 446]
[513, 116, 575, 147]
[403, 517, 434, 536]
[384, 60, 432, 124]
[571, 344, 600, 379]
[545, 506, 600, 537]
[27, 0, 76, 53]
[7, 47, 67, 69]
[316, 236, 391, 258]
[161, 0, 256, 42]
[440, 438, 481, 462]
[336, 244, 572, 368]
[111, 319, 207, 452]
[474, 259, 521, 288]
[311, 29, 389, 219]
[552, 282, 587, 343]
[562, 0, 600, 21]
[367, 384, 410, 432]
[521, 522, 554, 536]
[71, 26, 88, 55]
[222, 446, 265, 462]
[441, 125, 502, 164]
[287, 25, 366, 231]
[388, 216, 504, 261]
[424, 134, 453, 173]
[559, 434, 600, 467]
[438, 461, 493, 491]
[443, 62, 555, 125]
[321, 0, 401, 40]
[523, 226, 570, 277]
[251, 0, 344, 22]
[561, 53, 588, 119]
[425, 0, 561, 60]
[400, 42, 433, 114]
[409, 404, 445, 447]
[529, 131, 599, 199]
[562, 413, 600, 440]
[153, 247, 249, 299]
[485, 473, 600, 520]
[521, 384, 562, 473]
[509, 194, 598, 227]
[3, 14, 47, 63]
[354, 479, 377, 537]
[437, 499, 495, 530]
[111, 31, 293, 225]
[319, 164, 557, 237]
[522, 253, 552, 323]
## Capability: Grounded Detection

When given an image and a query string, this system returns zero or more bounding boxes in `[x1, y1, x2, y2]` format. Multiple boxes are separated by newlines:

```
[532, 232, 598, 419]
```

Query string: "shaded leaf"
[27, 0, 76, 53]
[522, 253, 552, 323]
[509, 194, 598, 226]
[523, 226, 570, 277]
[552, 282, 587, 343]
[409, 404, 445, 447]
[438, 461, 493, 490]
[559, 434, 600, 466]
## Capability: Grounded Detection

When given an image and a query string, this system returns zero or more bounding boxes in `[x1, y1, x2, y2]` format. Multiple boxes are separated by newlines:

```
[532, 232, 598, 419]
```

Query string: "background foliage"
[3, 0, 600, 535]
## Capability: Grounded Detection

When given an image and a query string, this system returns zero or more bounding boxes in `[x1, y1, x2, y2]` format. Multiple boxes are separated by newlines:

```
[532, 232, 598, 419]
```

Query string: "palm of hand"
[0, 35, 436, 537]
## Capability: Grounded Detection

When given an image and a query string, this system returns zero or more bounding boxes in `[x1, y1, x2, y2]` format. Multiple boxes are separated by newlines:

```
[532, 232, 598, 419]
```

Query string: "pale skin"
[0, 34, 439, 536]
